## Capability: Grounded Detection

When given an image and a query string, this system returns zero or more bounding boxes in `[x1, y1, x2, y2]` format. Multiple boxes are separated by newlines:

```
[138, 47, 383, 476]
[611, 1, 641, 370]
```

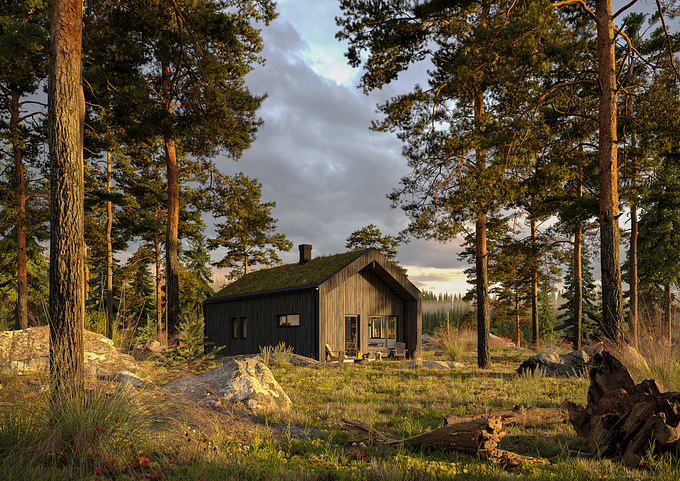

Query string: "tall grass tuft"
[0, 375, 171, 479]
[272, 342, 294, 366]
[434, 325, 475, 362]
[624, 335, 680, 392]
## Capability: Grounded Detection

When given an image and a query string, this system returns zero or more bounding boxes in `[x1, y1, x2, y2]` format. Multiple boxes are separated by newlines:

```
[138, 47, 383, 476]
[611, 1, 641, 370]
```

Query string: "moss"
[210, 249, 368, 298]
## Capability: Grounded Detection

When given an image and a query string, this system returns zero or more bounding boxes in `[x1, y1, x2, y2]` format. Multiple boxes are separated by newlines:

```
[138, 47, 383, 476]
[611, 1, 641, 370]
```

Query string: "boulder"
[162, 355, 292, 413]
[422, 334, 437, 350]
[0, 326, 140, 380]
[516, 350, 590, 377]
[401, 360, 465, 370]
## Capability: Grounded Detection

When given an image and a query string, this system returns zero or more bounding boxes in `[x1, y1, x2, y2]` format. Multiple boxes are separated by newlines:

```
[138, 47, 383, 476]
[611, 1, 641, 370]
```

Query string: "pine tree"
[0, 0, 49, 329]
[637, 155, 680, 342]
[556, 245, 601, 344]
[345, 224, 404, 272]
[209, 173, 292, 280]
[85, 0, 277, 339]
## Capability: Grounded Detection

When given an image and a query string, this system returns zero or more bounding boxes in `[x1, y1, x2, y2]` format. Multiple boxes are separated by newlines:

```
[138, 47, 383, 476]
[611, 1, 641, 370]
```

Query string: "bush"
[434, 325, 475, 362]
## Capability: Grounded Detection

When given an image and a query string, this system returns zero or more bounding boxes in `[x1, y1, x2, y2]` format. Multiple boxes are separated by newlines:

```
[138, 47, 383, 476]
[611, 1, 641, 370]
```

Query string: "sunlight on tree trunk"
[48, 0, 85, 396]
[596, 0, 624, 342]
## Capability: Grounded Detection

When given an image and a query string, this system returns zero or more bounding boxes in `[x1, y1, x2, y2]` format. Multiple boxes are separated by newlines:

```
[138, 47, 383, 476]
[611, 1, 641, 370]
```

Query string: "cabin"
[203, 245, 422, 361]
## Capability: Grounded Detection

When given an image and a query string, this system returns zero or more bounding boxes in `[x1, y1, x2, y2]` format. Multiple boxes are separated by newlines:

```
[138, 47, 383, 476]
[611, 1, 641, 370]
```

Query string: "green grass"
[1, 346, 679, 480]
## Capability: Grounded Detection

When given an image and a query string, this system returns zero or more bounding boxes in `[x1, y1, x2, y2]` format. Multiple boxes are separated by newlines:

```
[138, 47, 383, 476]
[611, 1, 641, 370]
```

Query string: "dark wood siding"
[204, 288, 318, 359]
[320, 267, 405, 356]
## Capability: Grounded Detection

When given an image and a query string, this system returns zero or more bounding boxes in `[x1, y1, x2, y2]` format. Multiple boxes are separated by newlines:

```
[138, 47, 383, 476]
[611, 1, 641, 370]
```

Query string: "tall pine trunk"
[10, 91, 29, 330]
[596, 0, 624, 342]
[475, 87, 490, 369]
[163, 62, 180, 343]
[663, 283, 671, 344]
[629, 204, 638, 348]
[573, 227, 583, 350]
[48, 0, 85, 396]
[154, 232, 165, 345]
[106, 151, 114, 339]
[530, 218, 538, 347]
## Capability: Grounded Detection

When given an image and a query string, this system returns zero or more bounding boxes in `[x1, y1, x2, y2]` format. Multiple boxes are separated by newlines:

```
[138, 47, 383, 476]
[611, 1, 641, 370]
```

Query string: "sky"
[209, 0, 660, 294]
[211, 0, 471, 294]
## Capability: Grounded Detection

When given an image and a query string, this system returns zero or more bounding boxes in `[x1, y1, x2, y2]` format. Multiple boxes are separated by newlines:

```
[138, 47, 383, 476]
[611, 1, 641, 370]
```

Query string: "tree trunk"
[163, 62, 180, 343]
[596, 0, 624, 343]
[474, 7, 490, 367]
[10, 91, 29, 330]
[530, 218, 539, 347]
[515, 294, 521, 347]
[629, 204, 638, 349]
[443, 404, 570, 427]
[574, 226, 583, 350]
[48, 0, 85, 396]
[154, 232, 165, 346]
[663, 283, 671, 343]
[105, 151, 114, 339]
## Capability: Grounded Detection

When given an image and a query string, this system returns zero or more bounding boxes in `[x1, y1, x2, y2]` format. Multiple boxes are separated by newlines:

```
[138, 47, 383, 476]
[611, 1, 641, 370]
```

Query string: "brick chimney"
[299, 244, 312, 264]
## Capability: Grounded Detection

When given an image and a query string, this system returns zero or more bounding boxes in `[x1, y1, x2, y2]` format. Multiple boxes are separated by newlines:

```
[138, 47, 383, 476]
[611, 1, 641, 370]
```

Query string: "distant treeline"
[421, 290, 473, 334]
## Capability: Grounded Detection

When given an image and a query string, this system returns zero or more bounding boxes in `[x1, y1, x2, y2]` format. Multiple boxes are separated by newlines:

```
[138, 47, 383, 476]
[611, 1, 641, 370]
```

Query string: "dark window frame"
[278, 313, 300, 327]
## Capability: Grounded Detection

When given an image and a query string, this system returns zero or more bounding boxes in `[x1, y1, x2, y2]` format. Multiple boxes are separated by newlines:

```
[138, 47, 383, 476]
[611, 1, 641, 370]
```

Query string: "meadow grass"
[1, 345, 679, 480]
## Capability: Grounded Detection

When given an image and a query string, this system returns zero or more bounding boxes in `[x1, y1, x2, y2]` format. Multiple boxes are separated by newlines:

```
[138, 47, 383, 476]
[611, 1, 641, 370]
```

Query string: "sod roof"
[210, 249, 369, 299]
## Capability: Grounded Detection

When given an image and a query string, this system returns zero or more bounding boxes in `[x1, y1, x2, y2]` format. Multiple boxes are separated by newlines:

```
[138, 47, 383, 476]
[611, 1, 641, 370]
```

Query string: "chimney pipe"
[299, 244, 312, 264]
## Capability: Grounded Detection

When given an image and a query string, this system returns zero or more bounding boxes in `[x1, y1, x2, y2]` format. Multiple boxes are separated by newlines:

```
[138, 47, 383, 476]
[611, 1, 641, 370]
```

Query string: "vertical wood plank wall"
[204, 289, 318, 359]
[321, 268, 406, 357]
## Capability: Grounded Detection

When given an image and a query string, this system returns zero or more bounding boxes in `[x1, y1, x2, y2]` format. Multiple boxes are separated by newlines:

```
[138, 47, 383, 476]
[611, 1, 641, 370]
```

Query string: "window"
[278, 314, 300, 327]
[231, 317, 238, 339]
[368, 316, 385, 339]
[241, 317, 248, 339]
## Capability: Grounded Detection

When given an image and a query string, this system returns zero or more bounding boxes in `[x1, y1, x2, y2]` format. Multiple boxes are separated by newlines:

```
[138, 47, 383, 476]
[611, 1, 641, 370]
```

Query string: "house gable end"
[319, 248, 420, 301]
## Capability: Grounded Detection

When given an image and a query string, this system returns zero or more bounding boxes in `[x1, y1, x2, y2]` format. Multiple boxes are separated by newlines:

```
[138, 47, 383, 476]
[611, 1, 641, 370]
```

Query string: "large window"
[278, 314, 300, 327]
[368, 316, 385, 339]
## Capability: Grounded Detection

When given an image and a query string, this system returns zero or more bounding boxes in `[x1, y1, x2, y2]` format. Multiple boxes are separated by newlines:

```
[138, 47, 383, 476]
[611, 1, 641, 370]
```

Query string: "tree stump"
[564, 350, 680, 468]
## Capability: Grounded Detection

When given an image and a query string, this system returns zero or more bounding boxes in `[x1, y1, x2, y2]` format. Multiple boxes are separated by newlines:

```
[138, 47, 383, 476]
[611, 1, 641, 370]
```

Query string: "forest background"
[1, 0, 680, 366]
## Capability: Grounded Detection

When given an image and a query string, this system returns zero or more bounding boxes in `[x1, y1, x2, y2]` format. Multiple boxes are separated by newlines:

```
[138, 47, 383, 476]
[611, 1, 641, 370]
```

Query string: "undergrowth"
[0, 341, 677, 480]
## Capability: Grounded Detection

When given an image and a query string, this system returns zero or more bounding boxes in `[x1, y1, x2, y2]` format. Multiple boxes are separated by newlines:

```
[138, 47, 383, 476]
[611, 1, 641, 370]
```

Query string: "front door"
[345, 315, 358, 356]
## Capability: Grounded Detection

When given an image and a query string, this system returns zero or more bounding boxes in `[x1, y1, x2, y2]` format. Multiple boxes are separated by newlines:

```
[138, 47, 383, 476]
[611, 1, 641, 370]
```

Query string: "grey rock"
[401, 360, 465, 370]
[517, 349, 590, 377]
[163, 355, 292, 413]
[0, 326, 140, 379]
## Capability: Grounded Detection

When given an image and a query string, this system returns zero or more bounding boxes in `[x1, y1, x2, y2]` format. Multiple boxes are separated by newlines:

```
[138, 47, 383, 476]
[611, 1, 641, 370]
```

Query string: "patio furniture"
[391, 342, 407, 360]
[325, 343, 345, 363]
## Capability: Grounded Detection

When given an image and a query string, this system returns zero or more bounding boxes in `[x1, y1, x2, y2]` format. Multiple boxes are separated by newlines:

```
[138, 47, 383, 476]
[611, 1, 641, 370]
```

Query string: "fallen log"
[443, 404, 570, 428]
[341, 417, 549, 468]
[342, 416, 505, 455]
[564, 350, 680, 468]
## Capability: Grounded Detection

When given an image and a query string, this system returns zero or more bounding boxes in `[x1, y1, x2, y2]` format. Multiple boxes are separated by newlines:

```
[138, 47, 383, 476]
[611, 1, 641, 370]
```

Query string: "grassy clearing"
[1, 346, 679, 480]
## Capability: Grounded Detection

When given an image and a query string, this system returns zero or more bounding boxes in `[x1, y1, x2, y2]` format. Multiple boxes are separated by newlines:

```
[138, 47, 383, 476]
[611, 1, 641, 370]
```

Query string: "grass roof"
[210, 249, 369, 299]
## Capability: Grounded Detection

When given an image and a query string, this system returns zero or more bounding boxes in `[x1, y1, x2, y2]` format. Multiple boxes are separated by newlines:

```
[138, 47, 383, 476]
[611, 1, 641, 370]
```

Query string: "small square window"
[278, 314, 300, 326]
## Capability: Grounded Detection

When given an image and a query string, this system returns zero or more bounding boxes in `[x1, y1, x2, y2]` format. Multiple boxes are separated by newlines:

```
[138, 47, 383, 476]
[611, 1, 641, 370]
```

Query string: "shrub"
[434, 325, 475, 362]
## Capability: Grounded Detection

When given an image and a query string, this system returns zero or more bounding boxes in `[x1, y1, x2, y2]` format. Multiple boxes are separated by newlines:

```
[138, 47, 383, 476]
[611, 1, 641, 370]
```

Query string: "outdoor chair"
[325, 343, 345, 363]
[391, 342, 407, 360]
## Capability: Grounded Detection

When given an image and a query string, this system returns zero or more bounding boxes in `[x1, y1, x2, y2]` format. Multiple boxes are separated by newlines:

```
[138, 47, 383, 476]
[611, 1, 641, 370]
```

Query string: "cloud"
[211, 8, 467, 293]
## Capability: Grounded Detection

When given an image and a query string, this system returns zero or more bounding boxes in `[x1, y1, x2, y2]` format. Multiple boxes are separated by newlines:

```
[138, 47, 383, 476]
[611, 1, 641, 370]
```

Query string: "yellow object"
[357, 351, 363, 359]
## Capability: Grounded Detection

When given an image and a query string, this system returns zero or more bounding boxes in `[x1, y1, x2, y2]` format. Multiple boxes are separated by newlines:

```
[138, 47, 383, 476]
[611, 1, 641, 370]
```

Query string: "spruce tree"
[556, 245, 601, 344]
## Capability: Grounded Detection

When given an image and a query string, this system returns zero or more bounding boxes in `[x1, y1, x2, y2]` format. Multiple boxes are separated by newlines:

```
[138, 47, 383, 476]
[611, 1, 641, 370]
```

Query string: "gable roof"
[204, 248, 421, 304]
